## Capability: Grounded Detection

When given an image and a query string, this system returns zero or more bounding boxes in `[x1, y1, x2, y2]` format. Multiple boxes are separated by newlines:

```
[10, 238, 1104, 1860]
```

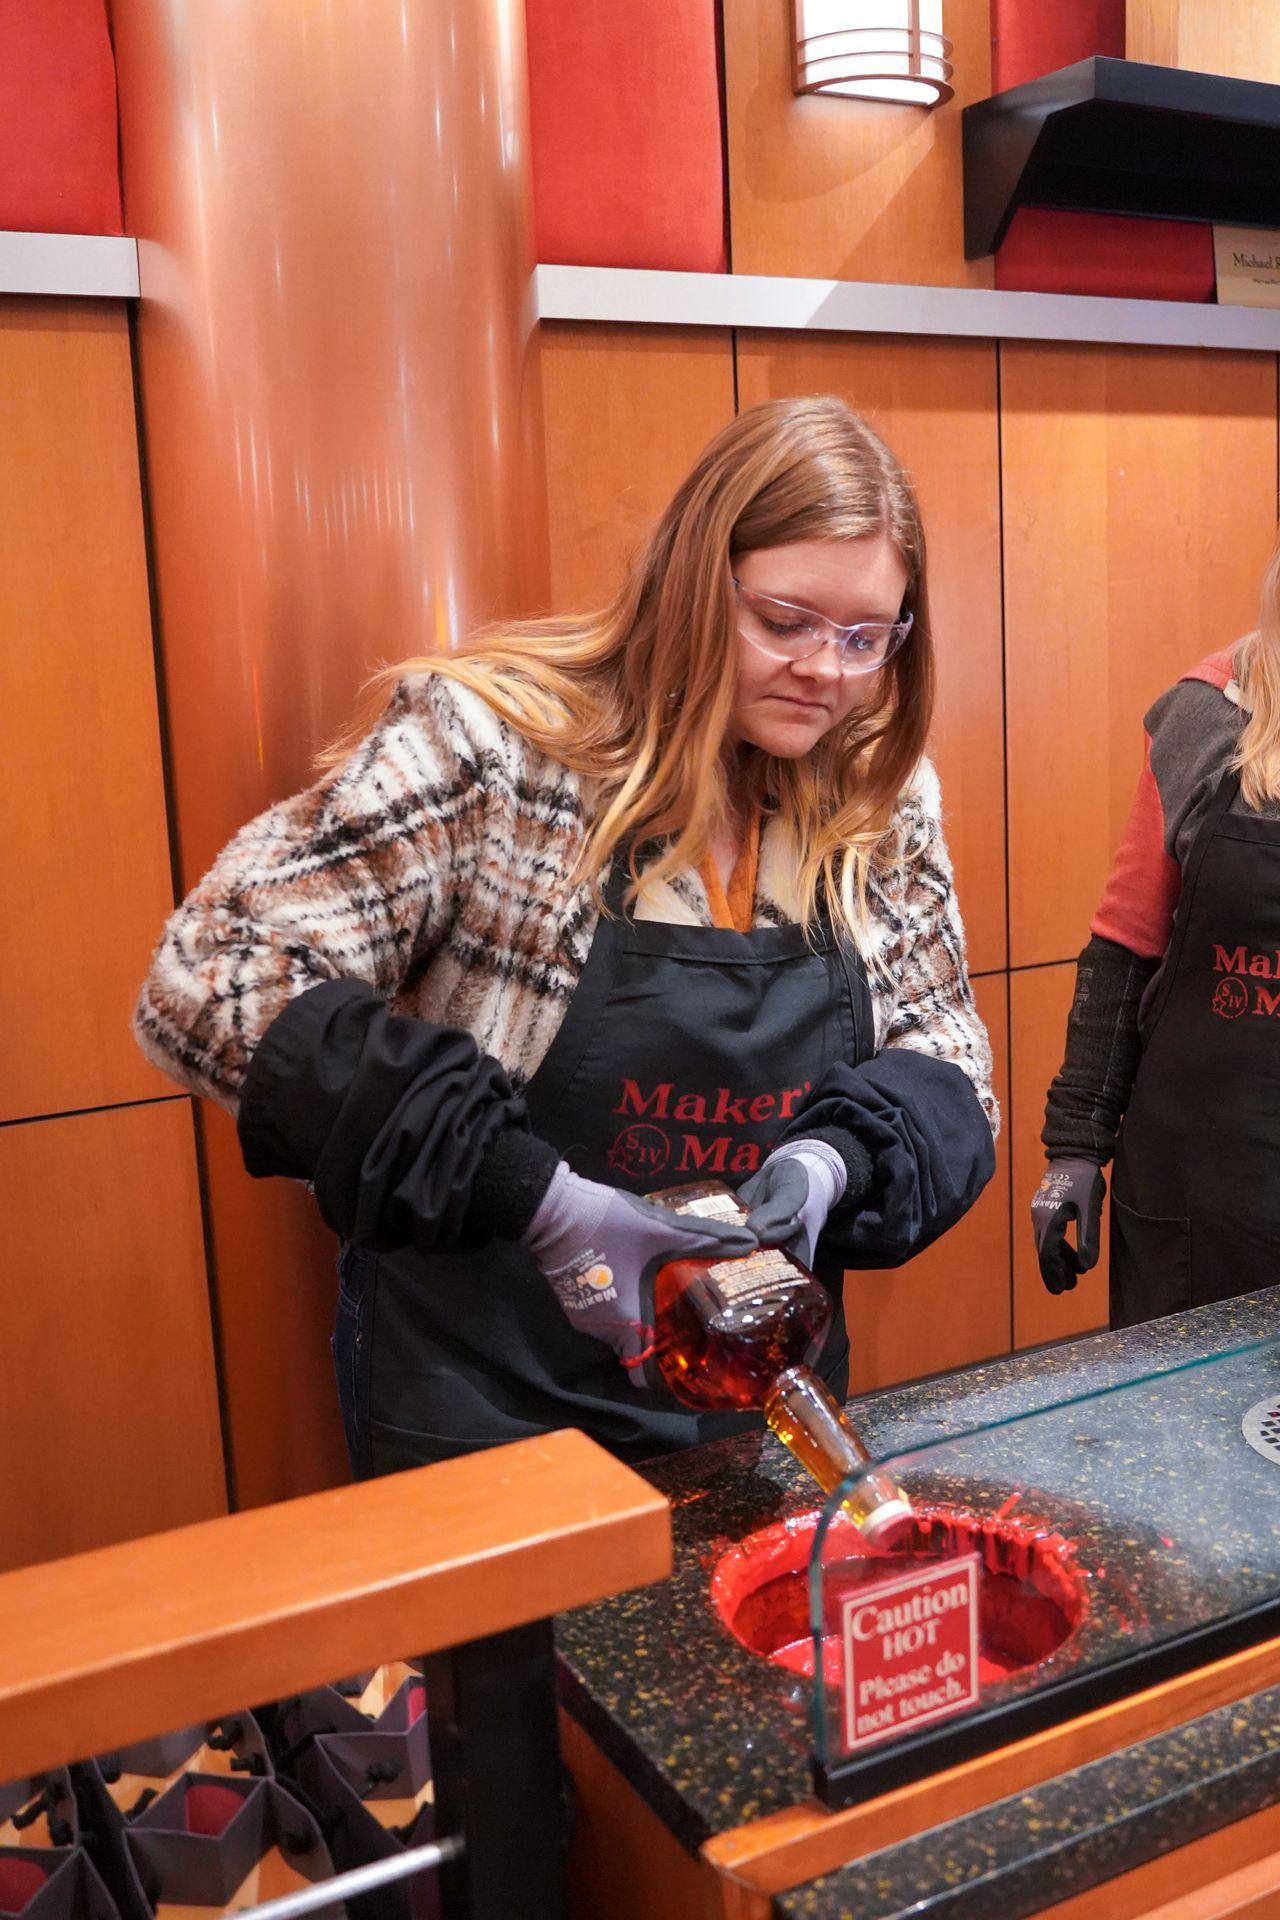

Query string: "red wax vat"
[711, 1505, 1086, 1686]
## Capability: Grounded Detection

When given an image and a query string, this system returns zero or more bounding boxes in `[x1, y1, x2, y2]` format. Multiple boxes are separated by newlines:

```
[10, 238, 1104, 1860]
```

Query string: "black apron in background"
[334, 853, 874, 1473]
[1111, 769, 1280, 1327]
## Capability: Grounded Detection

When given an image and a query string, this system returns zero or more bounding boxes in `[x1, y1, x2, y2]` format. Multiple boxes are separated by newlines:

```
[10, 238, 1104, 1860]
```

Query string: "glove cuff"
[767, 1138, 847, 1211]
[795, 1126, 875, 1222]
[465, 1128, 563, 1243]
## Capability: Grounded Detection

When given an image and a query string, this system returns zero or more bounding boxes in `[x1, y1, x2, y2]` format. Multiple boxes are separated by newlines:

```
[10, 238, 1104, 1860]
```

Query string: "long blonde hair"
[331, 396, 934, 947]
[1236, 529, 1280, 809]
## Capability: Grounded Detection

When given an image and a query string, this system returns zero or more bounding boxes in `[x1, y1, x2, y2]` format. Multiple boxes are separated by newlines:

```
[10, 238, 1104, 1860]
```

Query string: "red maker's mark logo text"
[606, 1075, 813, 1180]
[1212, 945, 1280, 1019]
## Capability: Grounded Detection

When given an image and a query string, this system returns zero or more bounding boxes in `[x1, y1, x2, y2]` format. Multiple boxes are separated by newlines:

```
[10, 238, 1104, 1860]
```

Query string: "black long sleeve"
[781, 1049, 996, 1269]
[1041, 935, 1156, 1166]
[237, 979, 560, 1253]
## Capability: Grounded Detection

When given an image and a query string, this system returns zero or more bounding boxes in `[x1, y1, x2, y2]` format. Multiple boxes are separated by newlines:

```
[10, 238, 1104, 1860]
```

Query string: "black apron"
[333, 851, 874, 1474]
[1111, 768, 1280, 1327]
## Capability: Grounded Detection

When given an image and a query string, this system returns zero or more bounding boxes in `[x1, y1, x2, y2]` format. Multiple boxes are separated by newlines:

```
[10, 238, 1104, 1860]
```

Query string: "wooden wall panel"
[847, 974, 1011, 1394]
[0, 1101, 226, 1572]
[1001, 344, 1277, 970]
[737, 333, 1006, 973]
[1128, 0, 1280, 86]
[0, 300, 176, 1122]
[540, 322, 735, 609]
[722, 0, 994, 285]
[201, 1107, 349, 1508]
[1010, 962, 1110, 1351]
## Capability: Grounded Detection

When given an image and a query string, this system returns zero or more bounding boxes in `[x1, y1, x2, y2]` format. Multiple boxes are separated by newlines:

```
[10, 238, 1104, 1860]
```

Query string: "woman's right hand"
[1031, 1157, 1106, 1295]
[521, 1166, 757, 1381]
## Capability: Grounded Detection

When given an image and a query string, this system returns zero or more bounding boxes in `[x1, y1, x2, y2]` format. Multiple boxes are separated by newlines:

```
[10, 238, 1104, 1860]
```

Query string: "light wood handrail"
[0, 1429, 670, 1779]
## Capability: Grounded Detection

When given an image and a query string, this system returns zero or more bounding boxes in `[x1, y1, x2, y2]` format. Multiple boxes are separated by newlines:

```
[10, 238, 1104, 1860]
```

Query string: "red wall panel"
[525, 0, 726, 272]
[0, 0, 122, 233]
[996, 209, 1214, 300]
[991, 0, 1124, 89]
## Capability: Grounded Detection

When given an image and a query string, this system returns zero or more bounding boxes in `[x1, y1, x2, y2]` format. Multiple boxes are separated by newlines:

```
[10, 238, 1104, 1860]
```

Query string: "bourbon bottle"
[649, 1180, 912, 1541]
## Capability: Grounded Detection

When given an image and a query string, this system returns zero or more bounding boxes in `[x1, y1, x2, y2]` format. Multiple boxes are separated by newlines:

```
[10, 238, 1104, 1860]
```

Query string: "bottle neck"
[764, 1365, 914, 1544]
[763, 1365, 871, 1487]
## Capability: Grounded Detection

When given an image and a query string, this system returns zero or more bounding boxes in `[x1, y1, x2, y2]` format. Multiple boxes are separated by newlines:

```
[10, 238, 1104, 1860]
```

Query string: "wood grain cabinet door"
[0, 1102, 225, 1572]
[541, 322, 736, 609]
[1001, 343, 1277, 973]
[0, 300, 175, 1123]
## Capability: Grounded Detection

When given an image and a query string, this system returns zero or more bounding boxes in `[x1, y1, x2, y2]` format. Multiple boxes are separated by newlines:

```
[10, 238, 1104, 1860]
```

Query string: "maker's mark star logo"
[1212, 977, 1249, 1020]
[607, 1123, 672, 1180]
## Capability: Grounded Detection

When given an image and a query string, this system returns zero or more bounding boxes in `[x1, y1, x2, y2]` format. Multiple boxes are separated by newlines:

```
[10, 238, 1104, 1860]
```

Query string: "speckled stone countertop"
[555, 1288, 1280, 1867]
[777, 1677, 1280, 1919]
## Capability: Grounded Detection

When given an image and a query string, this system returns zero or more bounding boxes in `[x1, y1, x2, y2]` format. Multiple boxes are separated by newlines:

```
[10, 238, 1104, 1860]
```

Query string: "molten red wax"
[711, 1504, 1085, 1684]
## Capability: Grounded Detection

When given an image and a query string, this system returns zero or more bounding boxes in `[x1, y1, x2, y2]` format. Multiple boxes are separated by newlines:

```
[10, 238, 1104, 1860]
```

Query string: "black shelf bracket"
[963, 55, 1280, 259]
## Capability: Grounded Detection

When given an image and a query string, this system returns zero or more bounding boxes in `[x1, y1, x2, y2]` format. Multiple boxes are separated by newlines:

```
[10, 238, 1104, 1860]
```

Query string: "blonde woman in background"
[135, 397, 996, 1476]
[1034, 536, 1280, 1326]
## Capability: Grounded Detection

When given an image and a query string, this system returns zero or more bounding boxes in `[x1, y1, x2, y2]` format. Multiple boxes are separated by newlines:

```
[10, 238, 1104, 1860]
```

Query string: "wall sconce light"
[793, 0, 954, 106]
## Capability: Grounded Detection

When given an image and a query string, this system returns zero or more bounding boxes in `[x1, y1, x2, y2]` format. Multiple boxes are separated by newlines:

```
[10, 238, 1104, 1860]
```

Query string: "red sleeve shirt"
[1090, 649, 1241, 961]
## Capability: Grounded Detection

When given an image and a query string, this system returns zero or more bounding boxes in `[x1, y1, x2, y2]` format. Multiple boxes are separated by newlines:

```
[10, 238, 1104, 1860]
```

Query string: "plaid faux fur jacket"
[134, 673, 998, 1135]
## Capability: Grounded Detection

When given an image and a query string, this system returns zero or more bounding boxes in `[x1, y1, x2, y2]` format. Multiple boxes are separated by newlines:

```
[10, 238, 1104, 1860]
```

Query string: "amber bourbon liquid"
[764, 1366, 912, 1540]
[650, 1180, 831, 1410]
[650, 1179, 912, 1539]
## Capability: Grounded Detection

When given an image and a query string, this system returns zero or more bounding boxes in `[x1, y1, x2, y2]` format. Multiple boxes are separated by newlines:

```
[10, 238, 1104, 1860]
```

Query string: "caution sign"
[841, 1554, 980, 1752]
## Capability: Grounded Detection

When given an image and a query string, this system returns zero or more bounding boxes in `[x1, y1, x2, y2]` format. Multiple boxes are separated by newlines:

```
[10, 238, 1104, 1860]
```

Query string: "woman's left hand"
[738, 1140, 848, 1267]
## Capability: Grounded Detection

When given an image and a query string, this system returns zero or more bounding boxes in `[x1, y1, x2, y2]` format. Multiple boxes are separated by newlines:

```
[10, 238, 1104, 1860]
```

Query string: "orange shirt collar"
[698, 810, 761, 933]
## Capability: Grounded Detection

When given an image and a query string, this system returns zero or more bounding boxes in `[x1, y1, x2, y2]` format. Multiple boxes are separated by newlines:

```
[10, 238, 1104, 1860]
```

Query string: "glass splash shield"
[797, 1334, 1280, 1806]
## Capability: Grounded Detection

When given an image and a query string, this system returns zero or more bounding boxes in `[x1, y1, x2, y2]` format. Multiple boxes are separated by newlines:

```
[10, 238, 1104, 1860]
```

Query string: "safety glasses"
[733, 577, 913, 675]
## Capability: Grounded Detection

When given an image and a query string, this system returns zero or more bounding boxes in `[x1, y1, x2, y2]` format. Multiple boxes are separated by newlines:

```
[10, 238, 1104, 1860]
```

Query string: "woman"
[136, 396, 997, 1475]
[1034, 533, 1280, 1326]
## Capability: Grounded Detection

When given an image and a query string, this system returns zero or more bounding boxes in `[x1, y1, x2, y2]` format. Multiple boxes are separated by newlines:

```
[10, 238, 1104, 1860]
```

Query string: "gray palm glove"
[1031, 1157, 1106, 1296]
[522, 1164, 757, 1387]
[736, 1140, 847, 1269]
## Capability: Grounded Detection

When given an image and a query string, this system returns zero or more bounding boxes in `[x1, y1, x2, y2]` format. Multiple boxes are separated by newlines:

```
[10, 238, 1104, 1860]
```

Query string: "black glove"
[1031, 1157, 1106, 1295]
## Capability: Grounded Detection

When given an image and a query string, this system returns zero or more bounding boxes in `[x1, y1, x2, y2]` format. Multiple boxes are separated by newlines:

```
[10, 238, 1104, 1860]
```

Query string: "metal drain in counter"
[1243, 1393, 1280, 1464]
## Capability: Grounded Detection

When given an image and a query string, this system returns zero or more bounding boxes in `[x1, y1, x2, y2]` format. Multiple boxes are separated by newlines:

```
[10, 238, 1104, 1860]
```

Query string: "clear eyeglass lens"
[737, 588, 906, 675]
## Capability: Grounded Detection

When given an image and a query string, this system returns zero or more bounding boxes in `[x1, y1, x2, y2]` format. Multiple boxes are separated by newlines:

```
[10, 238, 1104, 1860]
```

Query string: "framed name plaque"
[1214, 224, 1280, 308]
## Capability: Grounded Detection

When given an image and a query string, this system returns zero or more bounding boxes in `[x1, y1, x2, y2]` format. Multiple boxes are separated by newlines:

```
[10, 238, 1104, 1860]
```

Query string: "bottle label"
[669, 1190, 747, 1223]
[704, 1248, 809, 1310]
[665, 1186, 809, 1310]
